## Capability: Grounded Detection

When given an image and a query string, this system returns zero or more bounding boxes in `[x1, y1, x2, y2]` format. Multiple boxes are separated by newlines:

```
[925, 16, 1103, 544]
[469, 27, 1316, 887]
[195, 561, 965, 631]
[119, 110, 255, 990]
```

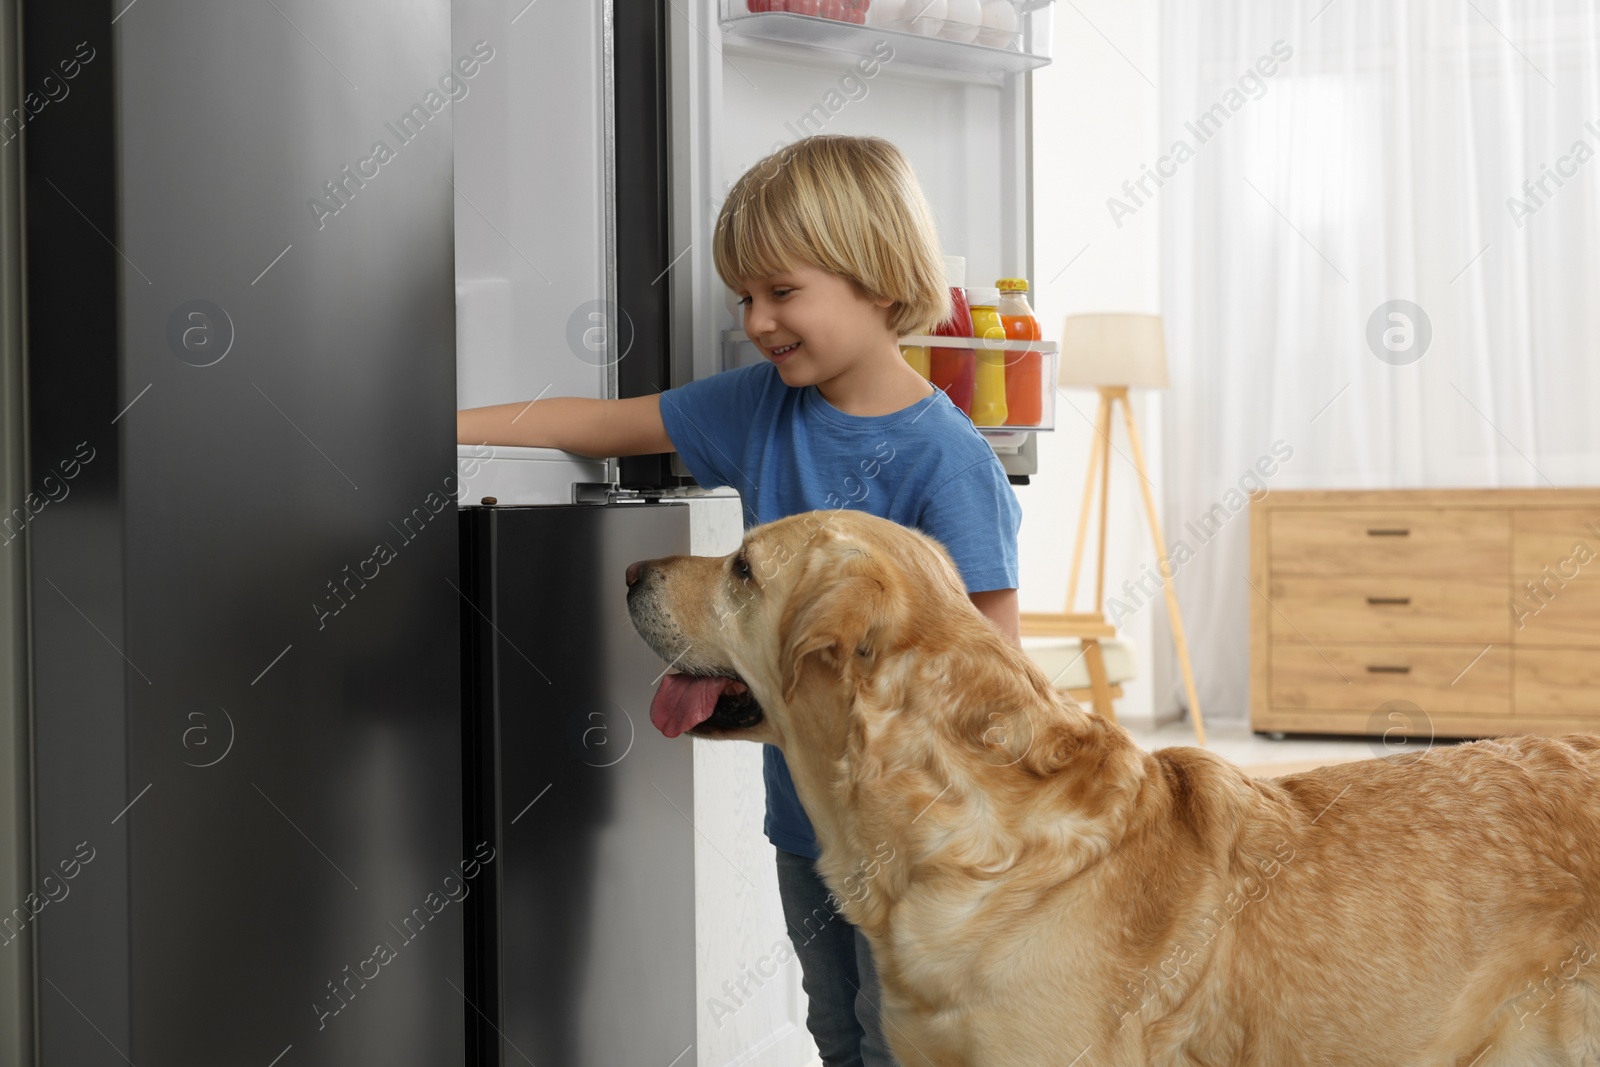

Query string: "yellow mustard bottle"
[967, 287, 1009, 426]
[901, 343, 931, 379]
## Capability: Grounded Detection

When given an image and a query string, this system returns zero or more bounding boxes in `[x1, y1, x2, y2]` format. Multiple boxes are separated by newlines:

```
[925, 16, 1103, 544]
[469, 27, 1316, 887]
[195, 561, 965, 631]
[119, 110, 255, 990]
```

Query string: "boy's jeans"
[775, 847, 902, 1067]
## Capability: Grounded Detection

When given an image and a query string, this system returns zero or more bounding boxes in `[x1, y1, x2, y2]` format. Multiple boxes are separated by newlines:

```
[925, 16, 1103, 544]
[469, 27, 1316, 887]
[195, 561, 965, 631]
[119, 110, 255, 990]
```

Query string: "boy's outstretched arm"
[970, 589, 1021, 647]
[456, 395, 674, 458]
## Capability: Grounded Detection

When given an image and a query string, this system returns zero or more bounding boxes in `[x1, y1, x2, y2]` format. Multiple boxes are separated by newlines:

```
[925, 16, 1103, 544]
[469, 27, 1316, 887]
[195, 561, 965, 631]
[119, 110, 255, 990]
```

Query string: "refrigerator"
[13, 0, 1054, 1065]
[453, 1, 1054, 1066]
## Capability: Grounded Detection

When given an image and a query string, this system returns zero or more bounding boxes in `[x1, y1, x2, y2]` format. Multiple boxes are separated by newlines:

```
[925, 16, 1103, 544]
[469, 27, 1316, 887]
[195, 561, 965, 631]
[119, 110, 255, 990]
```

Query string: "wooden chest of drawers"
[1250, 489, 1600, 738]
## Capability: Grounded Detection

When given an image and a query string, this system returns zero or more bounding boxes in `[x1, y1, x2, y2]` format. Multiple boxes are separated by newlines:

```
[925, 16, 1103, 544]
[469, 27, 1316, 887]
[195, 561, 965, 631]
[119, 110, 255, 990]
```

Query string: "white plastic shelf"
[720, 331, 1058, 435]
[718, 3, 1055, 78]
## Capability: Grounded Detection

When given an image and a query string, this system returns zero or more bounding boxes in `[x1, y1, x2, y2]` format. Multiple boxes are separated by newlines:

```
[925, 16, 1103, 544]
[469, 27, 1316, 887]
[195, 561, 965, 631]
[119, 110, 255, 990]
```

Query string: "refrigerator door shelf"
[903, 336, 1058, 434]
[456, 443, 608, 507]
[899, 334, 1059, 354]
[718, 5, 1055, 77]
[720, 332, 1058, 433]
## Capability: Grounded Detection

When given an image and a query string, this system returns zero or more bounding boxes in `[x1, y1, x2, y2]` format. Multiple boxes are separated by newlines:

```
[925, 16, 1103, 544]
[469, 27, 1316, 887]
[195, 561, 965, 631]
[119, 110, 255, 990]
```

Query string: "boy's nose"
[744, 305, 775, 335]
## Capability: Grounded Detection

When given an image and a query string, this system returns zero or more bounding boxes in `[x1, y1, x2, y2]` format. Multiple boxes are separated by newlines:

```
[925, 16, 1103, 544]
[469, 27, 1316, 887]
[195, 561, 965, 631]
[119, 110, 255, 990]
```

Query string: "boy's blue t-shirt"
[658, 360, 1022, 861]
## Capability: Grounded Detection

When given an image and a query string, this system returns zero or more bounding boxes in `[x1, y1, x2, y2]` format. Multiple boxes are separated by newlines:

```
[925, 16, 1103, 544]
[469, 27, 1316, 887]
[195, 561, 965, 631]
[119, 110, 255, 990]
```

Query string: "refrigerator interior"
[668, 0, 1038, 380]
[672, 0, 1048, 478]
[712, 64, 1017, 378]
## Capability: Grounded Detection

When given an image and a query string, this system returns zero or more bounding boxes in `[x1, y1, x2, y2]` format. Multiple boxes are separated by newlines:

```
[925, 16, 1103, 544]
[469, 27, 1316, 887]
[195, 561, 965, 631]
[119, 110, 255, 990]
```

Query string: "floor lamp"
[1041, 313, 1206, 746]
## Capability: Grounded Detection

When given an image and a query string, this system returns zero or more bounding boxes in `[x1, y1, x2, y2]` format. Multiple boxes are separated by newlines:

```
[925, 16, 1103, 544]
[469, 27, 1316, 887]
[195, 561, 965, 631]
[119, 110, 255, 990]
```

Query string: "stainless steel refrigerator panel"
[26, 1, 463, 1064]
[462, 503, 696, 1067]
[21, 9, 128, 1065]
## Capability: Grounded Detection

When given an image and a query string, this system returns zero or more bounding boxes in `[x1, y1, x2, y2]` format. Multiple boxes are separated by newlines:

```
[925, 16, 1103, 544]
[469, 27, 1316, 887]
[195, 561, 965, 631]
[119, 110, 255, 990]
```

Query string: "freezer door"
[24, 0, 463, 1064]
[461, 503, 696, 1067]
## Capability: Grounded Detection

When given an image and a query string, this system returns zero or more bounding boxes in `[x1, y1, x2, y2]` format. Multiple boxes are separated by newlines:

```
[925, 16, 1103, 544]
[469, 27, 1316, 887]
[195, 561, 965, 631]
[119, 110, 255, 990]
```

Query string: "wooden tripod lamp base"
[1022, 314, 1207, 747]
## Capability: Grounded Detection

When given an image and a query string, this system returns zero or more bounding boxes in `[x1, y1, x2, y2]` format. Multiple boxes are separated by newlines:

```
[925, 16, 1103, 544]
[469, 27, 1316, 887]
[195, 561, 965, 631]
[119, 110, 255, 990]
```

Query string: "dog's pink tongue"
[650, 673, 726, 738]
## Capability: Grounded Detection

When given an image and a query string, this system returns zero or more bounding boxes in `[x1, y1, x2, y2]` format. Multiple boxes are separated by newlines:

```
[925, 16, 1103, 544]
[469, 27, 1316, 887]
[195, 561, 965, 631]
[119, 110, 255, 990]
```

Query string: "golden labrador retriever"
[625, 509, 1600, 1066]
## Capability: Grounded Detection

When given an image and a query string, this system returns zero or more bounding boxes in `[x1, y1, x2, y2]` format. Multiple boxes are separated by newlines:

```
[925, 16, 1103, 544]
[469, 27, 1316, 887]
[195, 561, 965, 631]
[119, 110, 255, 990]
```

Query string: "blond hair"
[712, 135, 951, 337]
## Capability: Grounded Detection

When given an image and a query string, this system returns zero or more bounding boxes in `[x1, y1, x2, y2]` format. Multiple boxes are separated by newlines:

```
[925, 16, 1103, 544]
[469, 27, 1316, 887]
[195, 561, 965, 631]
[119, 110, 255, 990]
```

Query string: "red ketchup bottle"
[930, 255, 975, 416]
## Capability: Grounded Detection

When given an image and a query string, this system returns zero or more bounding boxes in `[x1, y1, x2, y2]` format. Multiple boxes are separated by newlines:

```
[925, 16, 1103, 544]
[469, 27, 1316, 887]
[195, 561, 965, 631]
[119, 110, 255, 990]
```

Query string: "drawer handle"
[1367, 528, 1411, 537]
[1366, 665, 1412, 674]
[1366, 596, 1412, 606]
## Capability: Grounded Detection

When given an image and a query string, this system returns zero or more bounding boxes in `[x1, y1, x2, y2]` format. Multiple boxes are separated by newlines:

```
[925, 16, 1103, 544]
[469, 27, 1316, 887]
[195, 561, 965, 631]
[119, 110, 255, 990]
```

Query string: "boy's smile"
[738, 263, 893, 382]
[736, 263, 932, 416]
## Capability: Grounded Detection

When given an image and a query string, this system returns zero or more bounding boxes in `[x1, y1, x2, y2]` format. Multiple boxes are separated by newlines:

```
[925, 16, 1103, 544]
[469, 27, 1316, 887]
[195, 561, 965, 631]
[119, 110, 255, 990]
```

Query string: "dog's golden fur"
[626, 509, 1600, 1066]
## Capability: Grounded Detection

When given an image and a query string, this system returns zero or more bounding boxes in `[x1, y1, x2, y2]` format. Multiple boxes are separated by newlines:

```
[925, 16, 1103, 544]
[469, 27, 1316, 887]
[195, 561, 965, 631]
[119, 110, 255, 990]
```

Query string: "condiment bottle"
[900, 344, 931, 379]
[997, 277, 1042, 425]
[930, 255, 975, 416]
[967, 286, 1009, 426]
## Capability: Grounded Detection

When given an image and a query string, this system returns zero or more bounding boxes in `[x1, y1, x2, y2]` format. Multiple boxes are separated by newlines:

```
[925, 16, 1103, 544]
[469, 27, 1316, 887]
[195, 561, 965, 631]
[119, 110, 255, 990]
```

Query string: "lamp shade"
[1058, 312, 1169, 388]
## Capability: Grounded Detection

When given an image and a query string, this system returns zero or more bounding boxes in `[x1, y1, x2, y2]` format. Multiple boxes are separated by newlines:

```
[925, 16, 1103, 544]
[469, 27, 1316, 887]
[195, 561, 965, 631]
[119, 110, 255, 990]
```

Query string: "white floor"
[1118, 715, 1393, 773]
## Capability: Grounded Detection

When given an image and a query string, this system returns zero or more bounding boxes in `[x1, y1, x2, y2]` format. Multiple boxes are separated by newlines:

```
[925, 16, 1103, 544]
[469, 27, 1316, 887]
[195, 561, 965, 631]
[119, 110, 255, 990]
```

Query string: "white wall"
[1015, 0, 1182, 725]
[688, 495, 821, 1067]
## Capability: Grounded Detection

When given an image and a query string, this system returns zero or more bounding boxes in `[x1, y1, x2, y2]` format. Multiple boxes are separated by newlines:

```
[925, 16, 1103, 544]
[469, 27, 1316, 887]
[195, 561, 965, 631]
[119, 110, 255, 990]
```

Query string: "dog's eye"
[732, 553, 753, 582]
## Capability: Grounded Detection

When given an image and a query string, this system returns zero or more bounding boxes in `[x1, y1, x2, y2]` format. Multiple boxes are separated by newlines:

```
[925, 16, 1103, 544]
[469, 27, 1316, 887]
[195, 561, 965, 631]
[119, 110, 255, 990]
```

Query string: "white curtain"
[1155, 0, 1600, 721]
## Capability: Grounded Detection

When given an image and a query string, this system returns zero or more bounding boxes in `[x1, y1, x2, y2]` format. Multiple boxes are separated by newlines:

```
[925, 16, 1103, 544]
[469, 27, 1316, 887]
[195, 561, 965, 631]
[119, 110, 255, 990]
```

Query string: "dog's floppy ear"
[779, 541, 898, 705]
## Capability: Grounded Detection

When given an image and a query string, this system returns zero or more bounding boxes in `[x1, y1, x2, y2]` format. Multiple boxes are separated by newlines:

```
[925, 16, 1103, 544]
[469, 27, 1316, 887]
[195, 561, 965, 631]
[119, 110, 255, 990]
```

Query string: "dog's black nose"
[626, 561, 646, 587]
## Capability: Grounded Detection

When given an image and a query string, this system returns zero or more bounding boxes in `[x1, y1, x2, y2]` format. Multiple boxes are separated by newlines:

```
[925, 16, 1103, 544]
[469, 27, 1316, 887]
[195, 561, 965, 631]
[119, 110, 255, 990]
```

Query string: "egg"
[866, 0, 905, 26]
[941, 0, 982, 42]
[904, 0, 947, 36]
[976, 0, 1018, 47]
